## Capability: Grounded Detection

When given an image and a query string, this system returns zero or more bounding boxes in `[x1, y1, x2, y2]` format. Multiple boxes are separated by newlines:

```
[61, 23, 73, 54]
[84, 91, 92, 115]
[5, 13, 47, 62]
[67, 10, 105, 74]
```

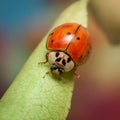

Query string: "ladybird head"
[48, 51, 75, 75]
[50, 64, 64, 75]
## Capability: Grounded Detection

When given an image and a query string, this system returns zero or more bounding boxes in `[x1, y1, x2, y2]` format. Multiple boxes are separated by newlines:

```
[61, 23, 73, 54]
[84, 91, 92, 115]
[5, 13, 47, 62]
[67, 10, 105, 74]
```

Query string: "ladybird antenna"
[43, 71, 52, 78]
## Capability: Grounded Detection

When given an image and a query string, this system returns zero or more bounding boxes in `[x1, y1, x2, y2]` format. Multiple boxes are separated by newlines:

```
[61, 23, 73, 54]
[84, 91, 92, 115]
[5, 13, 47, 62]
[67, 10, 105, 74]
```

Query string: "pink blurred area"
[0, 0, 120, 120]
[68, 0, 120, 119]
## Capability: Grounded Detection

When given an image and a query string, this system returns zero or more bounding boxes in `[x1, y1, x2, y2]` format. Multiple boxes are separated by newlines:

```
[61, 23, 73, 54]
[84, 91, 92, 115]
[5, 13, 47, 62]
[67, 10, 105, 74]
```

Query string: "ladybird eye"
[58, 68, 64, 75]
[67, 32, 71, 35]
[76, 37, 80, 40]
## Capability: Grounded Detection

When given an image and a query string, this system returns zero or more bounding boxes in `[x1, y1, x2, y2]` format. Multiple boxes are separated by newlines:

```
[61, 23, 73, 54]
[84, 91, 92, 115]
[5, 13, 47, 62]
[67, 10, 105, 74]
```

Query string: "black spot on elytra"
[55, 57, 61, 62]
[76, 37, 80, 40]
[51, 40, 54, 43]
[62, 59, 66, 66]
[67, 32, 71, 35]
[55, 52, 60, 57]
[80, 55, 83, 58]
[67, 57, 71, 63]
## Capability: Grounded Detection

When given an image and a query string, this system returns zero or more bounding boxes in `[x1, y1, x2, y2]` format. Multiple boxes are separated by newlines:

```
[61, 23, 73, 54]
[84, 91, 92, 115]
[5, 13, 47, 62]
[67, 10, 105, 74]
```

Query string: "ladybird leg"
[74, 72, 80, 79]
[38, 52, 49, 64]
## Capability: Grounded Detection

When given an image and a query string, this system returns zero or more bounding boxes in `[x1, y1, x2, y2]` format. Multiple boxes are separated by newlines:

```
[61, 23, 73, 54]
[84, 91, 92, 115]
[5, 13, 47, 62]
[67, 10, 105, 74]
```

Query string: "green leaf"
[0, 0, 89, 120]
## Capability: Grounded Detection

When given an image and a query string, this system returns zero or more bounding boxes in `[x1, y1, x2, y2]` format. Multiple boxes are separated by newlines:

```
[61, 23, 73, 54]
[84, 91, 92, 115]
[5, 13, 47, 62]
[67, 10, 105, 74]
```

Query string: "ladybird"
[39, 23, 91, 77]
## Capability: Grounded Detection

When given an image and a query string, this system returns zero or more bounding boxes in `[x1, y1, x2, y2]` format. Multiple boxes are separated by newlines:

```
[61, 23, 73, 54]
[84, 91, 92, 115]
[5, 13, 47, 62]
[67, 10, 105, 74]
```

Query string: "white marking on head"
[48, 51, 75, 73]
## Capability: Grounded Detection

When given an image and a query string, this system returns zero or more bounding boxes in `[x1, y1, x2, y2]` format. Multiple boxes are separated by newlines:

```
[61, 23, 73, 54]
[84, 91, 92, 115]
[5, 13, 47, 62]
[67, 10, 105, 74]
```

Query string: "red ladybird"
[40, 23, 91, 77]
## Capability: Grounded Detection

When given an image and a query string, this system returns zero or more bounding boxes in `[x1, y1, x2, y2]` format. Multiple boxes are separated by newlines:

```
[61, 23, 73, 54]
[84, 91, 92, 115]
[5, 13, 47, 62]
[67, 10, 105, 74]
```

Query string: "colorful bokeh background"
[0, 0, 120, 120]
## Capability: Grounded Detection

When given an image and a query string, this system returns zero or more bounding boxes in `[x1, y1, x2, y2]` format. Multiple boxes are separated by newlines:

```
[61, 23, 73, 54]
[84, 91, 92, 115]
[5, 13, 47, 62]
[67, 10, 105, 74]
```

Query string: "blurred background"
[0, 0, 120, 120]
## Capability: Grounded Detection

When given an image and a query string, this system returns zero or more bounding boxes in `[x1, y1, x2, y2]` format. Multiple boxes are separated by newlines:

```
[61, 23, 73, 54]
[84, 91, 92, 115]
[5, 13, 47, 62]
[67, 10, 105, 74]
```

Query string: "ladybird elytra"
[40, 23, 91, 76]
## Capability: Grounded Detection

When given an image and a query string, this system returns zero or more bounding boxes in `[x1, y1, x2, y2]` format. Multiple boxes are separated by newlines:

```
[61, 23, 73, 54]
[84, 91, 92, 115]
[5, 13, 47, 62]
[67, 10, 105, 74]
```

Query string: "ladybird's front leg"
[74, 72, 80, 79]
[38, 52, 49, 64]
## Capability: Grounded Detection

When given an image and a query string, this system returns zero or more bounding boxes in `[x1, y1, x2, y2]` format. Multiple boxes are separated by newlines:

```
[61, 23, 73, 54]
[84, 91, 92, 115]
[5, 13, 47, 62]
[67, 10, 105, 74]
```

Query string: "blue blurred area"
[0, 0, 48, 30]
[0, 0, 74, 97]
